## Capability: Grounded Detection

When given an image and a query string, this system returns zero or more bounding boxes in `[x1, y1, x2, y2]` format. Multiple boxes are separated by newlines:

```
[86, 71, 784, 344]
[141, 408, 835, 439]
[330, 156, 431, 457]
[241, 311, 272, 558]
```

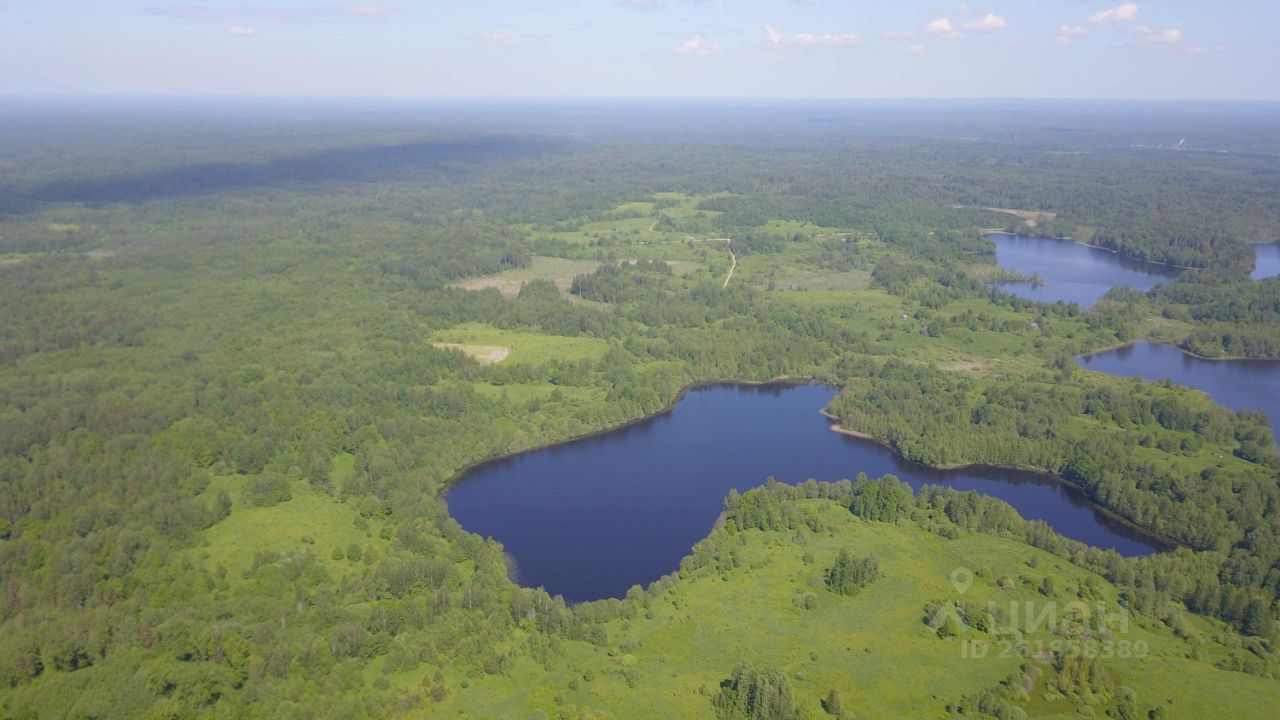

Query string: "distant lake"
[1253, 243, 1280, 280]
[1080, 342, 1280, 445]
[989, 233, 1181, 307]
[447, 383, 1163, 602]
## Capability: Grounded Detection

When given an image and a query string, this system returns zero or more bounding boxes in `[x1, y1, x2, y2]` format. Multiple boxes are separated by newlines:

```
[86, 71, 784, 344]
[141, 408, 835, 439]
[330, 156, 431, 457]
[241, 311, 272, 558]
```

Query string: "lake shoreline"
[1081, 339, 1280, 364]
[984, 230, 1198, 271]
[442, 375, 817, 492]
[451, 381, 1178, 602]
[984, 233, 1182, 306]
[452, 381, 1178, 565]
[987, 230, 1197, 271]
[1078, 341, 1279, 450]
[818, 410, 1179, 552]
[1071, 239, 1198, 271]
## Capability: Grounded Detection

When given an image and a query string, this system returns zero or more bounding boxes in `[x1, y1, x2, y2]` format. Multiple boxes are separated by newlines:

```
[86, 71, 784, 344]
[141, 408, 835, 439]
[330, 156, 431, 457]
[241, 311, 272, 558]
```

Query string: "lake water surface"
[447, 383, 1163, 602]
[1079, 342, 1280, 444]
[1253, 243, 1280, 280]
[989, 233, 1181, 306]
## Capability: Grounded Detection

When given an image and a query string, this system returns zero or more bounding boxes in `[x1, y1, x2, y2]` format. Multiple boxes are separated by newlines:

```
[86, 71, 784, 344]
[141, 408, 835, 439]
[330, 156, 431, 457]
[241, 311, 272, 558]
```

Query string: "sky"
[1, 1, 1277, 99]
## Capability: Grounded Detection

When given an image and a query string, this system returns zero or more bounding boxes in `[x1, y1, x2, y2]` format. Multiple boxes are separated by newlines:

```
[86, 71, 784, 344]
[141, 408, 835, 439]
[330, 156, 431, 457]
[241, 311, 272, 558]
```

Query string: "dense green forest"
[0, 101, 1278, 718]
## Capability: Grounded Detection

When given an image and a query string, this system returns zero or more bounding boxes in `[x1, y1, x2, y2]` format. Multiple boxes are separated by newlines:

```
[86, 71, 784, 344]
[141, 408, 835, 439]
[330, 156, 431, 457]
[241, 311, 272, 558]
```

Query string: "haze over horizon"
[3, 1, 1278, 100]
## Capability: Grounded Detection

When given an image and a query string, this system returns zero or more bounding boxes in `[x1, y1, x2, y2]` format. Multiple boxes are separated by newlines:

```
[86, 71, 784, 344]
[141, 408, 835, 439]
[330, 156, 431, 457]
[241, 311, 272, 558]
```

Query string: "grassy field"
[965, 206, 1059, 229]
[450, 256, 602, 296]
[770, 287, 1049, 373]
[501, 193, 907, 298]
[516, 193, 724, 248]
[435, 499, 1276, 719]
[765, 268, 872, 292]
[431, 342, 511, 364]
[430, 322, 612, 366]
[201, 464, 391, 584]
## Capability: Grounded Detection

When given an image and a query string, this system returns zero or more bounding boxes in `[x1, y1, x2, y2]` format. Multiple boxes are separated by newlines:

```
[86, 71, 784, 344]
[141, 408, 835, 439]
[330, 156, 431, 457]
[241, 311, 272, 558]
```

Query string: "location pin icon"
[951, 567, 974, 595]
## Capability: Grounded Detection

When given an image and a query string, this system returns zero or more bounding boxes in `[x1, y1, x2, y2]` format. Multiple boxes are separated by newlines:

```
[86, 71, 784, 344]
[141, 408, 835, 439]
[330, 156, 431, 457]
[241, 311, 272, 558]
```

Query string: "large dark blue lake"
[1080, 342, 1280, 444]
[447, 383, 1163, 602]
[989, 233, 1181, 306]
[1253, 243, 1280, 280]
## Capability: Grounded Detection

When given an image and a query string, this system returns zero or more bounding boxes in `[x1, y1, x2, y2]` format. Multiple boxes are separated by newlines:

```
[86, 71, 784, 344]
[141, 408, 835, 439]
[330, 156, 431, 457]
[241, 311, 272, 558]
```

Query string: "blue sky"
[2, 1, 1277, 98]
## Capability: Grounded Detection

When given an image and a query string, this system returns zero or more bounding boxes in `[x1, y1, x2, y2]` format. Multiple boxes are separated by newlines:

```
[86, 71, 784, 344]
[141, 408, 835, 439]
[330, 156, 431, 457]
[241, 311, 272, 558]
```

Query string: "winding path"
[722, 239, 736, 289]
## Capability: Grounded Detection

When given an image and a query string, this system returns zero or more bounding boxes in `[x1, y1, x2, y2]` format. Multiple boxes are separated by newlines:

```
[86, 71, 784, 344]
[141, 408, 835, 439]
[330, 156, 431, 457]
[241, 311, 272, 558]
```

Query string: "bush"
[244, 473, 292, 507]
[713, 662, 807, 720]
[826, 551, 879, 596]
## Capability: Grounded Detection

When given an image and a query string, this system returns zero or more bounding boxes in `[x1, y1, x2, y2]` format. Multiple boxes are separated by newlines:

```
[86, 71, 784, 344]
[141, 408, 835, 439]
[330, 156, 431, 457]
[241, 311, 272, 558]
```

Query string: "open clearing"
[955, 205, 1058, 227]
[201, 463, 390, 585]
[431, 343, 511, 364]
[766, 268, 872, 291]
[938, 358, 988, 374]
[978, 206, 1058, 227]
[430, 322, 611, 365]
[450, 256, 601, 295]
[512, 192, 727, 247]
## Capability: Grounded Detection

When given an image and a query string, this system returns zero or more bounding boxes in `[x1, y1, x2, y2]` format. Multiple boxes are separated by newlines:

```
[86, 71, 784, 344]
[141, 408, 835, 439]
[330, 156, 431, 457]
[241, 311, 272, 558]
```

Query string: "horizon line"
[3, 93, 1279, 104]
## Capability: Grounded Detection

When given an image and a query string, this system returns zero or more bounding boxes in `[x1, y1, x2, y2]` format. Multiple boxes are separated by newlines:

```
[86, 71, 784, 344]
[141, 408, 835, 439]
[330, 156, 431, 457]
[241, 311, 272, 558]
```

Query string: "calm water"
[447, 383, 1163, 602]
[989, 233, 1181, 307]
[1253, 243, 1280, 280]
[1080, 342, 1280, 444]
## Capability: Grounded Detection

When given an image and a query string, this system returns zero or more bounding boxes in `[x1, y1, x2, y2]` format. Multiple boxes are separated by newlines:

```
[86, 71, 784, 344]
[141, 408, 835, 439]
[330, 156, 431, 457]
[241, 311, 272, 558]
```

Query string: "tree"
[847, 477, 913, 522]
[1241, 599, 1272, 637]
[244, 473, 291, 507]
[214, 490, 232, 520]
[233, 437, 273, 475]
[826, 551, 879, 597]
[713, 662, 807, 720]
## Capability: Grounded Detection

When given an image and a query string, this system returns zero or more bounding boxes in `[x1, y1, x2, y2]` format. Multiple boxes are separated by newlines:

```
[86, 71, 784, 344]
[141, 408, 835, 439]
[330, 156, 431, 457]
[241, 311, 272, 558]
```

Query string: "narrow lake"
[1079, 342, 1280, 444]
[447, 383, 1163, 602]
[1253, 243, 1280, 280]
[989, 233, 1181, 306]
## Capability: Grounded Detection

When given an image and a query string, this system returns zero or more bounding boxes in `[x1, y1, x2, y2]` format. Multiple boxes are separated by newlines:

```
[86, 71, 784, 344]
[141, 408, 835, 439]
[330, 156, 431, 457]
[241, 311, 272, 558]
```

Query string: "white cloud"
[479, 30, 519, 45]
[906, 44, 925, 55]
[1055, 24, 1090, 43]
[1089, 3, 1138, 25]
[1130, 26, 1182, 45]
[674, 34, 724, 56]
[223, 25, 256, 37]
[961, 13, 1006, 32]
[764, 24, 860, 47]
[922, 18, 962, 40]
[802, 32, 861, 46]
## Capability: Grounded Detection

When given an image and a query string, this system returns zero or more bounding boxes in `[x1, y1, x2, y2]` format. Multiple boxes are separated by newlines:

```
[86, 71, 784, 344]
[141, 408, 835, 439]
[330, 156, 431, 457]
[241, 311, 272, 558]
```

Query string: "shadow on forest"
[17, 136, 558, 208]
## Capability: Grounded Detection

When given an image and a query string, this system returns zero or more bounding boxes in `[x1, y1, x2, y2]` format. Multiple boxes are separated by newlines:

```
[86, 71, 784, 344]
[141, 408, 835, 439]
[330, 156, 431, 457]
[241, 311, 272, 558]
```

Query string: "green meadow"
[438, 498, 1274, 719]
[430, 322, 612, 366]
